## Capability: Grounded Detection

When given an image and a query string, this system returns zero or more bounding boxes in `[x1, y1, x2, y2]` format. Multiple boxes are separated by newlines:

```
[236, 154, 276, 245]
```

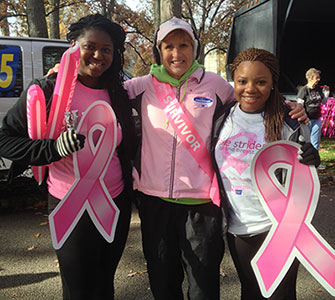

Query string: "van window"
[0, 45, 23, 97]
[42, 46, 68, 75]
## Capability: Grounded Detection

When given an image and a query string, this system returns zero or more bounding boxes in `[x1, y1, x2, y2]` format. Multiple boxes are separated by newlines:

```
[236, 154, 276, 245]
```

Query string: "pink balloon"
[27, 84, 47, 184]
[46, 42, 80, 139]
[26, 43, 80, 184]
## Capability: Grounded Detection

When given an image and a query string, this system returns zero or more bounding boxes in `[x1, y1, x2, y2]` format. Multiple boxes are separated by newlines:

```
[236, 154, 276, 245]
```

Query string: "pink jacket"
[124, 68, 234, 199]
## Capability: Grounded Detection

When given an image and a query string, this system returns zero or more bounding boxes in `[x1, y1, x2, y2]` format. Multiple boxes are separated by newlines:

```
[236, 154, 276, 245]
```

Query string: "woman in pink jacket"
[124, 17, 307, 300]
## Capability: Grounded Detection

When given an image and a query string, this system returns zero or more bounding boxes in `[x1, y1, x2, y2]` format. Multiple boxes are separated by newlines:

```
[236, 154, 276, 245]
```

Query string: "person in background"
[297, 68, 329, 152]
[0, 14, 135, 300]
[124, 17, 307, 300]
[211, 48, 320, 300]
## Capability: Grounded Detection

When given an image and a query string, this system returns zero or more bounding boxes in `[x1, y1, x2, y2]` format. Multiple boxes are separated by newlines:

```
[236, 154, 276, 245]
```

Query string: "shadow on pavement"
[0, 272, 59, 289]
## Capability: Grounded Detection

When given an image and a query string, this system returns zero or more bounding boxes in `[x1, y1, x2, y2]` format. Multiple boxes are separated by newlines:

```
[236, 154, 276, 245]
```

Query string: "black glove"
[298, 142, 320, 167]
[55, 130, 85, 157]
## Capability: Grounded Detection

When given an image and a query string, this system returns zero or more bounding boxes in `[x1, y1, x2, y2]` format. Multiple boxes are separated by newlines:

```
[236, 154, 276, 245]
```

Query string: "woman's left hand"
[298, 143, 320, 167]
[323, 85, 330, 92]
[287, 102, 309, 124]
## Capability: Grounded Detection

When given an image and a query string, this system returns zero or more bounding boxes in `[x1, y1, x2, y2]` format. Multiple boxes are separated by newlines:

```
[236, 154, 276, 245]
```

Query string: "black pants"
[48, 190, 131, 300]
[137, 193, 225, 300]
[227, 232, 300, 300]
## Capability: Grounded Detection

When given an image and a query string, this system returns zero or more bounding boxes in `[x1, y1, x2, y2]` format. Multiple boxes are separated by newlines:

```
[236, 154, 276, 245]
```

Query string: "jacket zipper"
[168, 85, 182, 198]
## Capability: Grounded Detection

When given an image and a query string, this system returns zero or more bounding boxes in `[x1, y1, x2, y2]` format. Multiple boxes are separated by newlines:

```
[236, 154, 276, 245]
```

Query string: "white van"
[0, 36, 69, 172]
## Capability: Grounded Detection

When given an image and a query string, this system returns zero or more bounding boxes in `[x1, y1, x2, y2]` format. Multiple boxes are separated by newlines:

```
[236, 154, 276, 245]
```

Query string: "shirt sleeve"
[0, 77, 62, 166]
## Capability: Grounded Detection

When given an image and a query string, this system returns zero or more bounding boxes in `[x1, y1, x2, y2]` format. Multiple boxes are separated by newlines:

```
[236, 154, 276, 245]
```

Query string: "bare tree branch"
[126, 41, 149, 66]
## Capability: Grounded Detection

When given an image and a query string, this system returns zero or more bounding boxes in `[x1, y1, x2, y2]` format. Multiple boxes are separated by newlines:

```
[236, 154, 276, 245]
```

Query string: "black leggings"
[227, 232, 299, 300]
[137, 193, 225, 300]
[48, 190, 131, 300]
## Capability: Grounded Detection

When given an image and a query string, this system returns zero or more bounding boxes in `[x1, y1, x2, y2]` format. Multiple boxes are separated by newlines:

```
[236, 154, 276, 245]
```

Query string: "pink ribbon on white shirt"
[250, 141, 335, 297]
[49, 101, 119, 249]
[219, 132, 258, 176]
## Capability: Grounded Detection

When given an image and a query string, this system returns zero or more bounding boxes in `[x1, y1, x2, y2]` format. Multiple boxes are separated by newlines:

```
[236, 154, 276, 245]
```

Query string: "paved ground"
[0, 182, 334, 299]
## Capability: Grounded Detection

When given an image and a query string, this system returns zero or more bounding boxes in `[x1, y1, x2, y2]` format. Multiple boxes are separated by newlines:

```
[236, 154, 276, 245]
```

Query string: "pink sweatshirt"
[48, 81, 124, 200]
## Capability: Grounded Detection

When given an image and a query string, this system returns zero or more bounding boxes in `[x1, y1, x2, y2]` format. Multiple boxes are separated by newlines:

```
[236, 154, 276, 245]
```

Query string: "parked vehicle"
[226, 0, 335, 99]
[0, 36, 69, 174]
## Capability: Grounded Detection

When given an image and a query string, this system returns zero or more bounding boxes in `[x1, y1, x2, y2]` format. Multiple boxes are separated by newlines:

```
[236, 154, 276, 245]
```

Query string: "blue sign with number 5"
[0, 46, 20, 92]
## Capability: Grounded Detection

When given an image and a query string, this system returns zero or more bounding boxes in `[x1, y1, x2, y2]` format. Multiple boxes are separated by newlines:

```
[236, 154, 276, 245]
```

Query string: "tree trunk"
[160, 0, 181, 22]
[49, 0, 60, 39]
[154, 0, 161, 29]
[26, 0, 48, 37]
[101, 0, 115, 20]
[198, 47, 205, 65]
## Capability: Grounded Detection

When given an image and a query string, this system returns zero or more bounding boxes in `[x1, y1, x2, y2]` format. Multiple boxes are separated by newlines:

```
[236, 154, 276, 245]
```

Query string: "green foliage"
[319, 137, 335, 176]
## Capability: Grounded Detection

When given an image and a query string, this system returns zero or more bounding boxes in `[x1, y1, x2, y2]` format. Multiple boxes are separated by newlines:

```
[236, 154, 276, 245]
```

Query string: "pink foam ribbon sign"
[49, 101, 120, 249]
[27, 84, 47, 184]
[251, 141, 335, 297]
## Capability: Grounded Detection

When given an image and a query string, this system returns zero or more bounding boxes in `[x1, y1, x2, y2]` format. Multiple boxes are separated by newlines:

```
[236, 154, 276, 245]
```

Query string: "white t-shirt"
[215, 104, 272, 235]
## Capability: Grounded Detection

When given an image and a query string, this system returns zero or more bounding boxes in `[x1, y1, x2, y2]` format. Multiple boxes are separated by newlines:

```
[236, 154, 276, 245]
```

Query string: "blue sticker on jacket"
[235, 189, 242, 195]
[193, 97, 213, 108]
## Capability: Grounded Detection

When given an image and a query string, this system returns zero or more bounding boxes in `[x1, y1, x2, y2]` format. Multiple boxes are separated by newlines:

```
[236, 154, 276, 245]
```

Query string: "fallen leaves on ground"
[127, 270, 147, 277]
[220, 267, 226, 277]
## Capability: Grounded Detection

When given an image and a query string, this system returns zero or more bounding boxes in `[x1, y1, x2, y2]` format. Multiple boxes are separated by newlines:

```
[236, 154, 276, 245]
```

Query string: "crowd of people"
[0, 13, 323, 300]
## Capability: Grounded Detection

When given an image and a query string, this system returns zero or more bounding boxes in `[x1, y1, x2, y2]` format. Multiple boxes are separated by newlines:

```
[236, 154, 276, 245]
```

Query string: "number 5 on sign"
[0, 46, 20, 91]
[0, 53, 14, 89]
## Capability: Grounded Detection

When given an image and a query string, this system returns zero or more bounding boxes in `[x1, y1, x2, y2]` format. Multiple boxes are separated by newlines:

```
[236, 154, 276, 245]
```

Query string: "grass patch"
[318, 137, 335, 176]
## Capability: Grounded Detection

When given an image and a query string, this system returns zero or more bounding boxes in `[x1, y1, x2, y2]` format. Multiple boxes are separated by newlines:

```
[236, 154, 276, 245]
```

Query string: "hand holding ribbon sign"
[251, 141, 335, 298]
[49, 101, 120, 249]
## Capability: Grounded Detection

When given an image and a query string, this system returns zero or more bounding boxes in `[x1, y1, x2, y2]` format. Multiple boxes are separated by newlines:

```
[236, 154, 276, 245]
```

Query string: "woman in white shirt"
[211, 48, 320, 300]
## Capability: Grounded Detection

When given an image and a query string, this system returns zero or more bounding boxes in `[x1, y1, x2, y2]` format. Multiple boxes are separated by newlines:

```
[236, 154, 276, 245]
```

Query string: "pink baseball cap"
[156, 17, 198, 58]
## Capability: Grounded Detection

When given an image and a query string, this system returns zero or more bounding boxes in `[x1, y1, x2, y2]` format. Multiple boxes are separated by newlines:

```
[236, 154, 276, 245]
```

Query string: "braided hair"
[230, 48, 285, 142]
[67, 14, 136, 186]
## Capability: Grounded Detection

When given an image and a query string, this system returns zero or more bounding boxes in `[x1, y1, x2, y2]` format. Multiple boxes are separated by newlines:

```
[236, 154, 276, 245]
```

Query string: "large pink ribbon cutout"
[251, 141, 335, 297]
[49, 101, 120, 249]
[26, 42, 80, 184]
